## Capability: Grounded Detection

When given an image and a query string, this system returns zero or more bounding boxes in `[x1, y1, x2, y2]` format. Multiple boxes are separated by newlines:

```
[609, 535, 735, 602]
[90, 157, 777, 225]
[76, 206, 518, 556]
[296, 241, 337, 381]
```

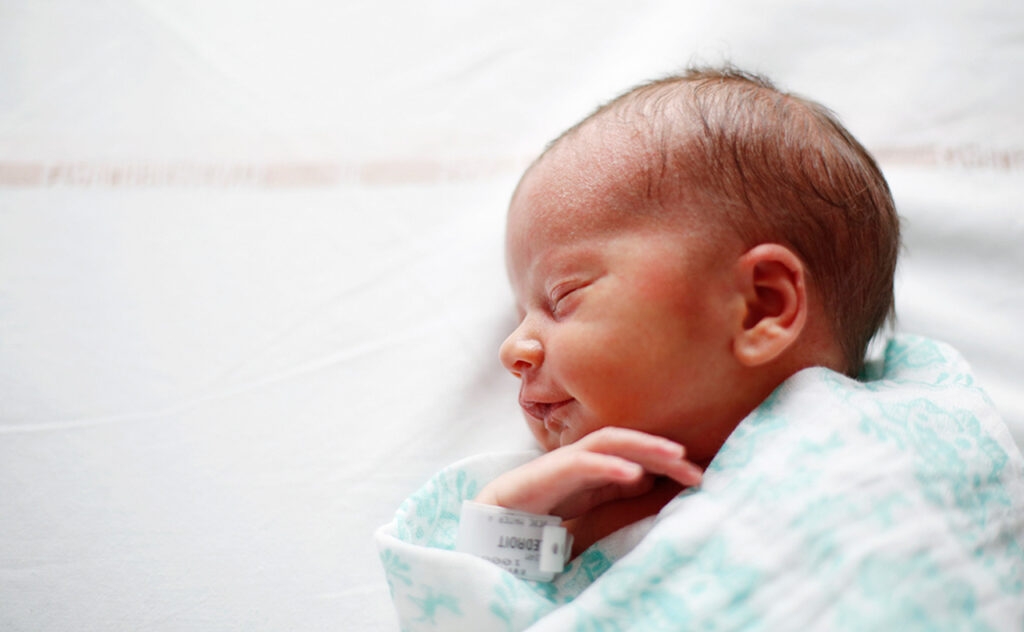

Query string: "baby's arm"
[475, 427, 702, 553]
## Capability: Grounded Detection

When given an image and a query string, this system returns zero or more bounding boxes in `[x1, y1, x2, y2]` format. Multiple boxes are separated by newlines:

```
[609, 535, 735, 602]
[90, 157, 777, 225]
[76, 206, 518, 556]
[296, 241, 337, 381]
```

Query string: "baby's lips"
[519, 397, 572, 421]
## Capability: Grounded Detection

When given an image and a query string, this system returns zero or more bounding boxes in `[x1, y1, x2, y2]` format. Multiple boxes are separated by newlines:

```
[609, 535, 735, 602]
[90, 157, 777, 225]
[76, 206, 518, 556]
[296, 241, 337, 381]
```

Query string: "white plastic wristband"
[455, 500, 573, 582]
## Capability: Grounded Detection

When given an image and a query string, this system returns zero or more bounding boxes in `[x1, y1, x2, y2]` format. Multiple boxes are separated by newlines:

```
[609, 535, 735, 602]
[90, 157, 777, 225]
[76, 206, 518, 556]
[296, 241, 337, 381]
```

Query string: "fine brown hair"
[551, 66, 900, 376]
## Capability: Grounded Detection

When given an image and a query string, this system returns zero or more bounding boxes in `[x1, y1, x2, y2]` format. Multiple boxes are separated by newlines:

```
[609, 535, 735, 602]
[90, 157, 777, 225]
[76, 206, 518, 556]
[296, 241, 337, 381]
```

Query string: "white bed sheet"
[2, 1, 1022, 630]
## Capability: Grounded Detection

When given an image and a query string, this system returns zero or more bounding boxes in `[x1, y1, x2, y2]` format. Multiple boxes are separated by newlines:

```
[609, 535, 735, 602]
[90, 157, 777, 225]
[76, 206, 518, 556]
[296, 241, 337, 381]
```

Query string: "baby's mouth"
[520, 398, 573, 428]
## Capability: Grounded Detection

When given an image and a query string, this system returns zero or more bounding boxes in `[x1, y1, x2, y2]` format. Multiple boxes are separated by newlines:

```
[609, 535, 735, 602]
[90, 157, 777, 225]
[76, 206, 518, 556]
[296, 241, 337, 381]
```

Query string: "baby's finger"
[485, 450, 647, 516]
[576, 427, 703, 487]
[656, 458, 704, 488]
[578, 427, 685, 459]
[550, 472, 657, 518]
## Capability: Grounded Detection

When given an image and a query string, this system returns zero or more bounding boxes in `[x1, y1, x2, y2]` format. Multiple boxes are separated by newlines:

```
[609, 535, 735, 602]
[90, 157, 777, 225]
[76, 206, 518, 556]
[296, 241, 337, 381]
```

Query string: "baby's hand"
[474, 427, 703, 520]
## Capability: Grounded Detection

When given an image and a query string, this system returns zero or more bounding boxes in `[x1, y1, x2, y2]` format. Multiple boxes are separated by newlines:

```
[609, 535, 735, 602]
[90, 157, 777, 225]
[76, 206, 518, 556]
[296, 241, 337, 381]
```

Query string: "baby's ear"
[731, 244, 808, 367]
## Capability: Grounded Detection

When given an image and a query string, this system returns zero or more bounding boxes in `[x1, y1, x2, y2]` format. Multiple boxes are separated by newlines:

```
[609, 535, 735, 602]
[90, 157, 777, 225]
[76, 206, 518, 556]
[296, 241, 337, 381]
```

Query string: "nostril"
[516, 340, 543, 370]
[511, 359, 533, 377]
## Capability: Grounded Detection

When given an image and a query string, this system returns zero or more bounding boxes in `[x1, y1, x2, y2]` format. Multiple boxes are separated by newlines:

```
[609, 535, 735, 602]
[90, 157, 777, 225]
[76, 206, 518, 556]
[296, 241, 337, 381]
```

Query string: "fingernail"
[684, 462, 704, 483]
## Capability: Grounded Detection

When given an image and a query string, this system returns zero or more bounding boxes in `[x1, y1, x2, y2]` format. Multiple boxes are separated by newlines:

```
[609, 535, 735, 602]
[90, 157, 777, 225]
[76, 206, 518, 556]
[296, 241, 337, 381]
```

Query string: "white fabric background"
[2, 1, 1022, 630]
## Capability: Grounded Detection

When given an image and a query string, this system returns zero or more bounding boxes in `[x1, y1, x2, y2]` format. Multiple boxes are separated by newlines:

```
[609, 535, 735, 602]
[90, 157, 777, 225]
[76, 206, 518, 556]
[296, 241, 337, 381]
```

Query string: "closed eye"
[549, 280, 589, 318]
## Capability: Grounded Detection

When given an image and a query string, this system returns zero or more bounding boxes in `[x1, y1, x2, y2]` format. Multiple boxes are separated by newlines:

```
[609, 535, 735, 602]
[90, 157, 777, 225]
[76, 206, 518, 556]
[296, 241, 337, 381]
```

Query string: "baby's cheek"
[554, 327, 617, 380]
[558, 328, 642, 417]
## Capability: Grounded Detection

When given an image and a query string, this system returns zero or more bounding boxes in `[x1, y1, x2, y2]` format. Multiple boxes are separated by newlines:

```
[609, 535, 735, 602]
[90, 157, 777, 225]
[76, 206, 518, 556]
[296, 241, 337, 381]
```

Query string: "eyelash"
[549, 282, 584, 316]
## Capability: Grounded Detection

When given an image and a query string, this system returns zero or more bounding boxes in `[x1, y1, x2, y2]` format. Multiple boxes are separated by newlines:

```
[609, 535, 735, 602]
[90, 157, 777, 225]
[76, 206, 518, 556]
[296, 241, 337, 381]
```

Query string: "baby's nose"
[499, 328, 543, 378]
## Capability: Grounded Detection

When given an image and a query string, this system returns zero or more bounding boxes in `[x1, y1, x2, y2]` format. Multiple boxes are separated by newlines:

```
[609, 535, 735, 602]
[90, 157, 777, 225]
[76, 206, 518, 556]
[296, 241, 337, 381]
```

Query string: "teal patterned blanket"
[376, 336, 1024, 630]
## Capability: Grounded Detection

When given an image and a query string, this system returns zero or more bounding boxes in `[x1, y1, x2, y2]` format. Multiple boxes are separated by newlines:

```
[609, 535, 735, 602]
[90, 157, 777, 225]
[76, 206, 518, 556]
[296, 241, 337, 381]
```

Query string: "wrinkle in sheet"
[0, 324, 436, 435]
[123, 0, 296, 142]
[0, 36, 122, 135]
[205, 246, 425, 390]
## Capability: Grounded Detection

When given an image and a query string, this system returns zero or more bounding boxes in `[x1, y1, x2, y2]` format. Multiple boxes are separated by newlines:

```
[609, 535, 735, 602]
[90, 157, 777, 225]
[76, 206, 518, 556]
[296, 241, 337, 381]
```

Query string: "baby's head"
[500, 67, 899, 464]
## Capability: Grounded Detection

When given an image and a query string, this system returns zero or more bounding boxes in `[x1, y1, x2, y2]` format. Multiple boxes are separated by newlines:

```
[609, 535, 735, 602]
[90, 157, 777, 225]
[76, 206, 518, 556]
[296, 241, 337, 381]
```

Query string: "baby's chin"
[545, 426, 586, 451]
[532, 429, 563, 452]
[526, 419, 569, 452]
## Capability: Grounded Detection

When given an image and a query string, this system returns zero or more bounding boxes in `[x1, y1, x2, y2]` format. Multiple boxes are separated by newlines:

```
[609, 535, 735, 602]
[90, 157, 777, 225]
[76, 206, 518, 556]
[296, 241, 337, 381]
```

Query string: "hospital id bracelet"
[455, 500, 573, 582]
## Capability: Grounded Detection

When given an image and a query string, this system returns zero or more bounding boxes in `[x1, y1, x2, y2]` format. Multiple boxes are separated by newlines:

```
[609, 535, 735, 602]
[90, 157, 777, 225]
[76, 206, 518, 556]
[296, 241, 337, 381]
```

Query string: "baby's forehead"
[506, 111, 728, 268]
[509, 176, 722, 268]
[558, 114, 706, 204]
[530, 124, 660, 205]
[548, 116, 658, 174]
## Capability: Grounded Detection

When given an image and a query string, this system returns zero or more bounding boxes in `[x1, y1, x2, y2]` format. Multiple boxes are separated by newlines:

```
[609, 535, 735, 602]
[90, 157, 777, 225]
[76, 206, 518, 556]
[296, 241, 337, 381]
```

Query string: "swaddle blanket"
[375, 336, 1024, 630]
